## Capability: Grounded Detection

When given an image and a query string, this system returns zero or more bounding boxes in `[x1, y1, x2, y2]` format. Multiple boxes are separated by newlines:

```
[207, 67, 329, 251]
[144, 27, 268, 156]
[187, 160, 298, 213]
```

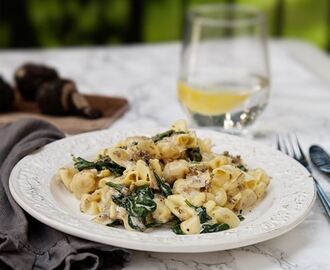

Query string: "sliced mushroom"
[14, 63, 59, 101]
[36, 78, 102, 119]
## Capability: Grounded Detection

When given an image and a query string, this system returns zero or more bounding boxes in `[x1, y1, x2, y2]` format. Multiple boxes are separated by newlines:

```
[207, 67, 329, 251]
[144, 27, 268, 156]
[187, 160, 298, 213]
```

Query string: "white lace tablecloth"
[1, 40, 329, 270]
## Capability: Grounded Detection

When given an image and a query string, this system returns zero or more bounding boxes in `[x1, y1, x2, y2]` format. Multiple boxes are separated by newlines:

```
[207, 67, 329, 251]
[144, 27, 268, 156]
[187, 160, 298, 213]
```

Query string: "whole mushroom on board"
[36, 79, 103, 119]
[0, 76, 15, 112]
[15, 63, 59, 101]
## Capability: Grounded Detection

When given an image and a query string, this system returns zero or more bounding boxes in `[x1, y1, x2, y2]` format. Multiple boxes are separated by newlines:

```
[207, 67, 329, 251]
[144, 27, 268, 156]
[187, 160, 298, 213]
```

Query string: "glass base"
[195, 124, 252, 138]
[188, 114, 256, 138]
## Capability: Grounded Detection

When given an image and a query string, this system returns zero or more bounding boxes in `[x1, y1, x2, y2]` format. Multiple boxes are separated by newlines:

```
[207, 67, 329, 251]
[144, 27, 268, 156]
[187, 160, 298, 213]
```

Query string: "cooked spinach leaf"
[106, 181, 124, 193]
[126, 186, 157, 221]
[72, 155, 125, 176]
[154, 172, 172, 197]
[106, 219, 123, 227]
[145, 221, 162, 228]
[111, 186, 157, 230]
[152, 130, 186, 143]
[72, 156, 95, 171]
[128, 215, 143, 231]
[185, 200, 211, 224]
[186, 147, 202, 162]
[237, 164, 248, 172]
[111, 193, 127, 208]
[152, 130, 175, 142]
[171, 217, 183, 235]
[95, 158, 126, 176]
[200, 223, 230, 233]
[238, 214, 245, 221]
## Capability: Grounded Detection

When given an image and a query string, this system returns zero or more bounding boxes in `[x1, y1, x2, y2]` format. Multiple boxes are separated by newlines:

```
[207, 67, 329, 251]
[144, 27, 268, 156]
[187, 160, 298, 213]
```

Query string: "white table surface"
[1, 40, 330, 269]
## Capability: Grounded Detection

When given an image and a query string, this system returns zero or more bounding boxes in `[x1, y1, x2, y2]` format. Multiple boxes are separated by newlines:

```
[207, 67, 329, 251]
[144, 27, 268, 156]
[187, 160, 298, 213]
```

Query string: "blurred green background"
[0, 0, 329, 51]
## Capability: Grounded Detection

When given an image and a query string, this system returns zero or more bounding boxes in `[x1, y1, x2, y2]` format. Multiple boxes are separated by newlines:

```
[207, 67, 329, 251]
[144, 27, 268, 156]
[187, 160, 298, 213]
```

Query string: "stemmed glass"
[178, 4, 270, 135]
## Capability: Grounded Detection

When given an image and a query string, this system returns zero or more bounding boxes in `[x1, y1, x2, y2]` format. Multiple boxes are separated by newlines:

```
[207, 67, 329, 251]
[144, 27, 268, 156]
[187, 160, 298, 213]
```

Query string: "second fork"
[276, 134, 330, 219]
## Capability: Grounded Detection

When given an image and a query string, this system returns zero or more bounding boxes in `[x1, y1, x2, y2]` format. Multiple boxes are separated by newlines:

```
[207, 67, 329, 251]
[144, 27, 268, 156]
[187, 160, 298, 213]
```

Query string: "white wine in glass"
[178, 5, 270, 134]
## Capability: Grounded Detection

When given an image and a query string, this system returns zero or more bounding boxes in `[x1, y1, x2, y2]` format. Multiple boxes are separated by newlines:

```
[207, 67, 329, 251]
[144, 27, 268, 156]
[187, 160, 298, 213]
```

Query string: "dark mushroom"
[36, 78, 103, 119]
[36, 79, 75, 116]
[0, 76, 15, 112]
[15, 63, 59, 101]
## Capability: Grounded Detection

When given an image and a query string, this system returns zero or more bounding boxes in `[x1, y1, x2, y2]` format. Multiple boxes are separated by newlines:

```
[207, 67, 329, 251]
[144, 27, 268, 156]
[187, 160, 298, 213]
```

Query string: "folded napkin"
[0, 119, 130, 270]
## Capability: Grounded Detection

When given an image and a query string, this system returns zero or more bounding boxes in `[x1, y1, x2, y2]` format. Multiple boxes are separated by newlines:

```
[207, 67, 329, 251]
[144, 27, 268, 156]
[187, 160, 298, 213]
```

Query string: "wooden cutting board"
[0, 94, 129, 134]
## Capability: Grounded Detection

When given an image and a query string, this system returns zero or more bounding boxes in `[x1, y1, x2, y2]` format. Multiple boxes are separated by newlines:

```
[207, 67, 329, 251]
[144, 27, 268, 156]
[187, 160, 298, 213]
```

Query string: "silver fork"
[277, 134, 330, 219]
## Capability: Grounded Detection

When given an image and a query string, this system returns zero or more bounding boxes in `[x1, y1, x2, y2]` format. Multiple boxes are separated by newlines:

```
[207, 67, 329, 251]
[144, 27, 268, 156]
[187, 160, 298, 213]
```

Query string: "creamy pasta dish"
[58, 120, 270, 235]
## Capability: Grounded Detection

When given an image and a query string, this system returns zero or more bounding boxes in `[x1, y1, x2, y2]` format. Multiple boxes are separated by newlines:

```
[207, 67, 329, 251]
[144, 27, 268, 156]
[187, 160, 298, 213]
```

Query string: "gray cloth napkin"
[0, 119, 130, 270]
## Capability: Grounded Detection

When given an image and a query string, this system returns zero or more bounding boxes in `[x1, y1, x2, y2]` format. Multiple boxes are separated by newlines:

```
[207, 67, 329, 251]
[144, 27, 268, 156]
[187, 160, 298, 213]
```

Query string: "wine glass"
[178, 4, 270, 135]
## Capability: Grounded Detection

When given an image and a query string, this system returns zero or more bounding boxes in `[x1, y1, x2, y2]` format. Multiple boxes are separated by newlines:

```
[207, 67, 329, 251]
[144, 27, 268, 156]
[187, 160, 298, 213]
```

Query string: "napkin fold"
[0, 119, 130, 270]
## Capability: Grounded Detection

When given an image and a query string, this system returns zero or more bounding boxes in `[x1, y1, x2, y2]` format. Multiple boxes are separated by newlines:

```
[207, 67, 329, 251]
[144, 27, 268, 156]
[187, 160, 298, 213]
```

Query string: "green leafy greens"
[127, 186, 157, 221]
[200, 223, 230, 233]
[185, 200, 211, 224]
[108, 184, 157, 231]
[72, 155, 125, 176]
[238, 214, 245, 221]
[171, 217, 184, 235]
[186, 147, 202, 162]
[154, 172, 172, 197]
[184, 200, 231, 234]
[106, 219, 123, 227]
[152, 130, 175, 142]
[237, 164, 248, 172]
[151, 129, 186, 143]
[106, 181, 125, 193]
[127, 215, 143, 231]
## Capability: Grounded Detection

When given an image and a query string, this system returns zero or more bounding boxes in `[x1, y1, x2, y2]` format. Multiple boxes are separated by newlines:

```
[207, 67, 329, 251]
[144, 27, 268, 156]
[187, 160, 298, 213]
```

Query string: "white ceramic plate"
[9, 128, 315, 253]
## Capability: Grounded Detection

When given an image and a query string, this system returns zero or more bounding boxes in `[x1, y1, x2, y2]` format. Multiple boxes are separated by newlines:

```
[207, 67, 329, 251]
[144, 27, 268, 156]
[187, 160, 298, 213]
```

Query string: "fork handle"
[313, 178, 330, 218]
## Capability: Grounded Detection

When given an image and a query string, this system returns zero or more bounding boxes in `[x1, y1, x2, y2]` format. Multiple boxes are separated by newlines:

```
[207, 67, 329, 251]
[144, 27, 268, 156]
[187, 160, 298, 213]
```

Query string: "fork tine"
[281, 134, 290, 156]
[287, 134, 298, 160]
[294, 134, 307, 160]
[276, 134, 330, 219]
[277, 134, 290, 156]
[294, 134, 310, 169]
[276, 134, 281, 151]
